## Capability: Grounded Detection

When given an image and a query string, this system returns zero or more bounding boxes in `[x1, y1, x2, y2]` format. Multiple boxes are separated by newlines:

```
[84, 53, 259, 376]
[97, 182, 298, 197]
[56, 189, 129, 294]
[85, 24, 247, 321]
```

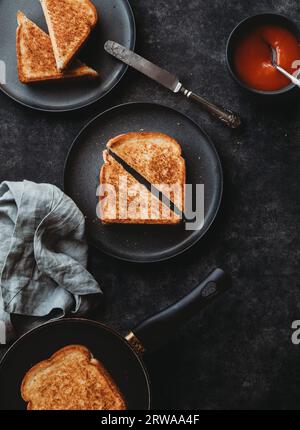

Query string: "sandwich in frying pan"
[21, 345, 126, 410]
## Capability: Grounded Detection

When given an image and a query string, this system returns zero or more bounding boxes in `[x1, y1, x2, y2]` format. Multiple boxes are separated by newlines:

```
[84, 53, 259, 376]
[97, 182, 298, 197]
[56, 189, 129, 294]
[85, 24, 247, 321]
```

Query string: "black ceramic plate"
[64, 103, 223, 263]
[0, 0, 135, 111]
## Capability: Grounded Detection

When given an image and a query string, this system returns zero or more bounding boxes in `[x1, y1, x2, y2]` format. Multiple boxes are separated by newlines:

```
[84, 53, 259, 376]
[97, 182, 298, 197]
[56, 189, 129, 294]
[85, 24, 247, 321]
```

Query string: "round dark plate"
[64, 102, 223, 263]
[0, 319, 150, 410]
[0, 0, 135, 111]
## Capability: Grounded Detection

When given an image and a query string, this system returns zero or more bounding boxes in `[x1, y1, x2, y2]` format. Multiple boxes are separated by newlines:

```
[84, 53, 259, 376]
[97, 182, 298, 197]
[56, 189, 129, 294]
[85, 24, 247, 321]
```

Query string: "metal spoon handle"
[276, 65, 300, 88]
[180, 86, 241, 129]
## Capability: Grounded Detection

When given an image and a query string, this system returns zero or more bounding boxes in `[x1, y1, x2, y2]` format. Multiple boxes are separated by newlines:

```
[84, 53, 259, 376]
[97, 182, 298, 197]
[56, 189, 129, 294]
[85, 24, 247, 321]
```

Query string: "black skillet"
[64, 102, 223, 263]
[0, 268, 229, 410]
[0, 0, 135, 111]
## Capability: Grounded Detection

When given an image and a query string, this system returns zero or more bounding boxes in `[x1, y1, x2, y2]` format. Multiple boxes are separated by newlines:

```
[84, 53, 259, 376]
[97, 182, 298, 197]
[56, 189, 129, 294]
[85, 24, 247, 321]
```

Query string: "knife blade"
[104, 41, 182, 93]
[104, 41, 241, 129]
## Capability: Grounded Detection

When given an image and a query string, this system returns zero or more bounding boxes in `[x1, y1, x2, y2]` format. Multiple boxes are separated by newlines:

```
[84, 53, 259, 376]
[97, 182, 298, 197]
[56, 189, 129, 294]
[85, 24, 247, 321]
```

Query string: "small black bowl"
[226, 13, 299, 95]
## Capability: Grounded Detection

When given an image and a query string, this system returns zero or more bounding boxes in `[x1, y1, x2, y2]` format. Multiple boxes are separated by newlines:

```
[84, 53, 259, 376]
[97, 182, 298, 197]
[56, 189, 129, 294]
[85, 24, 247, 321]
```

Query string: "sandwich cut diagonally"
[99, 132, 186, 224]
[107, 132, 186, 214]
[40, 0, 98, 71]
[100, 150, 182, 224]
[16, 11, 98, 83]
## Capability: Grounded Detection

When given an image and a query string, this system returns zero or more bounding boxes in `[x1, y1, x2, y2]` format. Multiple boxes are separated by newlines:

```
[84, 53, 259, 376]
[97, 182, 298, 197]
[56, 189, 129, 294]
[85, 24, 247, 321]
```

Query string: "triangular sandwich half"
[16, 11, 98, 83]
[99, 151, 181, 224]
[40, 0, 98, 71]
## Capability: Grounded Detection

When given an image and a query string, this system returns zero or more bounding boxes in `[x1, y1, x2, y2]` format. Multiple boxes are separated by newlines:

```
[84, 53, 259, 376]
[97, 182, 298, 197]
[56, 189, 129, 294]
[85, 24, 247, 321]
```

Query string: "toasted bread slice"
[21, 345, 126, 410]
[107, 133, 185, 213]
[40, 0, 98, 70]
[99, 151, 181, 224]
[16, 11, 98, 83]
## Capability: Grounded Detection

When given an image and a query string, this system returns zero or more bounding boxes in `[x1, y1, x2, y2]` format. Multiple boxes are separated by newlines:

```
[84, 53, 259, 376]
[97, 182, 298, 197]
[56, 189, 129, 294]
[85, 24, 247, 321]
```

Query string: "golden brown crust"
[16, 11, 98, 83]
[101, 219, 180, 225]
[89, 358, 126, 409]
[107, 132, 183, 155]
[21, 345, 90, 404]
[107, 132, 186, 213]
[40, 0, 98, 70]
[100, 151, 181, 224]
[16, 14, 24, 83]
[21, 345, 126, 410]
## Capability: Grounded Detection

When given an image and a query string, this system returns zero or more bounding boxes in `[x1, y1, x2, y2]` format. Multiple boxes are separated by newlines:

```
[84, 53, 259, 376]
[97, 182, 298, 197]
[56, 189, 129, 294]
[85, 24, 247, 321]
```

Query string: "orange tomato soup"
[234, 25, 300, 91]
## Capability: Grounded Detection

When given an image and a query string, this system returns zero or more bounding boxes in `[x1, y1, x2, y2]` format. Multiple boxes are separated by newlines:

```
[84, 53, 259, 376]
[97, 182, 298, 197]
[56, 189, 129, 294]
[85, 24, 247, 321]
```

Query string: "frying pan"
[0, 268, 229, 410]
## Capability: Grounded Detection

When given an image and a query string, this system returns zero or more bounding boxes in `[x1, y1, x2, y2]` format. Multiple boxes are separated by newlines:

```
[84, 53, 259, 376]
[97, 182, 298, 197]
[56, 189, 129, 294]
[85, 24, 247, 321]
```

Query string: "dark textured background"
[1, 0, 300, 410]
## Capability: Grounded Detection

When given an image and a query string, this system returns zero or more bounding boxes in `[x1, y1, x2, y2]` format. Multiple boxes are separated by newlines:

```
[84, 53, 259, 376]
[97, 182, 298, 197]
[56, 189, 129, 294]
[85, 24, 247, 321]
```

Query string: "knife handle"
[180, 87, 241, 129]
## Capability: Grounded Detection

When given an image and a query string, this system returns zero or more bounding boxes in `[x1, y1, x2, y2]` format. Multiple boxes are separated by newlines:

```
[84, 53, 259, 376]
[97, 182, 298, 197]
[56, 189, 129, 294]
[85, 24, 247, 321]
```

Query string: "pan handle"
[125, 268, 230, 354]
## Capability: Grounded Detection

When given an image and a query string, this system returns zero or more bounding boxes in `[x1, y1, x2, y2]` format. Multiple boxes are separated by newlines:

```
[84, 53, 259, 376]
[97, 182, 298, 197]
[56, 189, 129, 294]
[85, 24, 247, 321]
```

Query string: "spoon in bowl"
[270, 45, 300, 88]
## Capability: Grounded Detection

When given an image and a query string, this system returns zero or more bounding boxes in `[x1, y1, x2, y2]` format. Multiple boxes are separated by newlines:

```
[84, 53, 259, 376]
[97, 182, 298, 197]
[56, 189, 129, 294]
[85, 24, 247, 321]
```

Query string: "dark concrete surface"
[1, 0, 300, 410]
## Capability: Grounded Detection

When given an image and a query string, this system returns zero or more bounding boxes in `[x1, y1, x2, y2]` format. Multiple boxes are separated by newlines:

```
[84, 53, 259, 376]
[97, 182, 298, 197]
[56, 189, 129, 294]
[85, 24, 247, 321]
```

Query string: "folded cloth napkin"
[0, 180, 102, 344]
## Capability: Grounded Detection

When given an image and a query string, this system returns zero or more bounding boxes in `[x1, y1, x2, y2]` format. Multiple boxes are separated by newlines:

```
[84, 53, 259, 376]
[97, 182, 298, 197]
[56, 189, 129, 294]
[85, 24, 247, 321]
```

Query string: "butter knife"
[105, 40, 241, 129]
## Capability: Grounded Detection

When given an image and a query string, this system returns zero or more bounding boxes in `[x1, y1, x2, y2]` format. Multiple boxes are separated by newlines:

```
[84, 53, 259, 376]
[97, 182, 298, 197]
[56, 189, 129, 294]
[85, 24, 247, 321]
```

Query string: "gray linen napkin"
[0, 180, 102, 343]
